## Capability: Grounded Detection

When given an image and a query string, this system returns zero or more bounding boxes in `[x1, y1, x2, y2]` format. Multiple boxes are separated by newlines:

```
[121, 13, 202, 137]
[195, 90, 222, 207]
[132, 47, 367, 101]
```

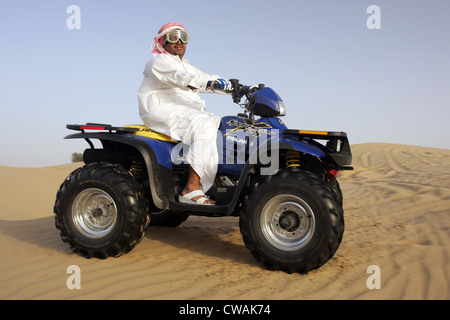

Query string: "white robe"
[138, 53, 221, 192]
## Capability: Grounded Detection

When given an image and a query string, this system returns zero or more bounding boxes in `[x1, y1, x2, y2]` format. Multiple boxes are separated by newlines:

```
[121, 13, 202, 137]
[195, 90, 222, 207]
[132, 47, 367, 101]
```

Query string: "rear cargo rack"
[66, 123, 138, 133]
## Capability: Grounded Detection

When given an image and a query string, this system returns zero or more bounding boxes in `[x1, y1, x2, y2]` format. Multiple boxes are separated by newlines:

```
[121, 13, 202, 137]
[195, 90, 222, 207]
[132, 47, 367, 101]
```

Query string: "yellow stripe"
[298, 130, 329, 135]
[124, 125, 177, 142]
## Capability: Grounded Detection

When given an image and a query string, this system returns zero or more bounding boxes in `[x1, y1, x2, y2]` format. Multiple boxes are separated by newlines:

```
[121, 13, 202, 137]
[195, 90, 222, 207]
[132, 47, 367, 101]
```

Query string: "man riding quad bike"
[54, 79, 353, 274]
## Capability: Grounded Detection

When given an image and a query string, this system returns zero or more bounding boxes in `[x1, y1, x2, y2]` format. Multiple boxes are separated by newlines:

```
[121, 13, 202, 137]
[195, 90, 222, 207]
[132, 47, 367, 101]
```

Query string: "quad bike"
[54, 79, 353, 274]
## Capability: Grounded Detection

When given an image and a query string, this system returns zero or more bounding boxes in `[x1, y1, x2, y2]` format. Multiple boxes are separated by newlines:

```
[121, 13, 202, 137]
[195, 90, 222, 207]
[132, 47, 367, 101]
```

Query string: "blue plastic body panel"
[252, 87, 284, 116]
[129, 134, 178, 169]
[117, 115, 329, 175]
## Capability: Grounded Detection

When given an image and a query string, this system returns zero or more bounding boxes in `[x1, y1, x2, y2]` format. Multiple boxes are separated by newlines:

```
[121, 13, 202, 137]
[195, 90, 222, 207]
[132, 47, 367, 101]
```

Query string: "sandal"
[178, 190, 214, 205]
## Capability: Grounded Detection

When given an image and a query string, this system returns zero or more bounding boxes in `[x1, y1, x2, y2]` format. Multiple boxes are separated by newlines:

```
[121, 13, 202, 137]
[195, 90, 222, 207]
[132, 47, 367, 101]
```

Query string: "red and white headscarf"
[151, 22, 188, 55]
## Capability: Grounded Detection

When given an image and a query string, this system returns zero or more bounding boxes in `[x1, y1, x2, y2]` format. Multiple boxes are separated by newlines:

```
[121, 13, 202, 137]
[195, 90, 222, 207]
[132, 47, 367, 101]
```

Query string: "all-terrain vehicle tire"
[54, 162, 150, 259]
[239, 168, 344, 274]
[327, 178, 343, 207]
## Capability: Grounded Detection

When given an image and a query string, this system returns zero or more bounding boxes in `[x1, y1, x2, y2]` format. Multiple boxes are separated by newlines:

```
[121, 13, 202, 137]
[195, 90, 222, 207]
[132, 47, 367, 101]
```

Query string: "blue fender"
[131, 134, 179, 170]
[279, 136, 327, 158]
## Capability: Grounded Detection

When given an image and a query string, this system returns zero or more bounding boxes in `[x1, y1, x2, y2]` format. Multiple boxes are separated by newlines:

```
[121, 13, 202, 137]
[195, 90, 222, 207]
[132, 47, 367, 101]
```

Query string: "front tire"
[239, 168, 344, 273]
[54, 163, 149, 259]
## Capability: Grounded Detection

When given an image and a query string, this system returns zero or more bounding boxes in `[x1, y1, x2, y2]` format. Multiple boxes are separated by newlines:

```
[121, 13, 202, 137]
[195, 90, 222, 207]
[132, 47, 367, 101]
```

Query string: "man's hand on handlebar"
[206, 78, 263, 105]
[207, 78, 233, 92]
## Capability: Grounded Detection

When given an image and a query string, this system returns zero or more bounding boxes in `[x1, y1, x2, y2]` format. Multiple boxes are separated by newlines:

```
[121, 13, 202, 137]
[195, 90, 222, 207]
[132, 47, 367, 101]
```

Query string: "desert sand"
[0, 143, 449, 300]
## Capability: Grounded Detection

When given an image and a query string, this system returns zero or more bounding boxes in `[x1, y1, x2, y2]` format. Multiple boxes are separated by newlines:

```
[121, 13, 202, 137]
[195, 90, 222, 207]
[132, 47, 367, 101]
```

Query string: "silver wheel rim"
[260, 194, 315, 251]
[72, 188, 118, 239]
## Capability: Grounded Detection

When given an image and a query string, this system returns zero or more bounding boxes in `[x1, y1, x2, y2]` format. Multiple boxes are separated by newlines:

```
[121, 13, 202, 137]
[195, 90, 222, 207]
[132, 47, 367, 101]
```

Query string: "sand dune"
[0, 143, 449, 300]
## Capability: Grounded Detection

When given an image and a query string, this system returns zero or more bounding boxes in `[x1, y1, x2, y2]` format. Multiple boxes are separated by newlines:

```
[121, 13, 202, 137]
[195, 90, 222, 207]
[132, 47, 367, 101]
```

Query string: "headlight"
[278, 100, 286, 116]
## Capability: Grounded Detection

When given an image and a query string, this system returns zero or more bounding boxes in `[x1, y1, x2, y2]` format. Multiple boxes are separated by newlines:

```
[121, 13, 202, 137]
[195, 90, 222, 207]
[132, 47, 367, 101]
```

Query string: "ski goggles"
[165, 29, 189, 44]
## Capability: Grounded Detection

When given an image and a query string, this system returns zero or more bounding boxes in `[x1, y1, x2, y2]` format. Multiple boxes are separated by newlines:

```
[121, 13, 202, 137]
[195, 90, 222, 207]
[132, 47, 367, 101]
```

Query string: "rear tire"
[239, 168, 344, 273]
[54, 163, 149, 259]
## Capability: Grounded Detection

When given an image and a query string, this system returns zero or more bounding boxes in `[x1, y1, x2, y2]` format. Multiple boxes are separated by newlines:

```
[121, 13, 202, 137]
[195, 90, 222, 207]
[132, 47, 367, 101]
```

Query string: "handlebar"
[228, 79, 265, 104]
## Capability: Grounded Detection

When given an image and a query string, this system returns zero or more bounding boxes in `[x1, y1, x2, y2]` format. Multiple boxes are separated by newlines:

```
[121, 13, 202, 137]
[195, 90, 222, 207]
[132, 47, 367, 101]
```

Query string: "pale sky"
[1, 0, 449, 167]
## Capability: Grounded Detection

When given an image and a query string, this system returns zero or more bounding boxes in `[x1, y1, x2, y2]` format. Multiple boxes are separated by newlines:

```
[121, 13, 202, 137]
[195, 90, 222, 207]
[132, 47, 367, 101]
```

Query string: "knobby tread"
[239, 167, 344, 274]
[54, 162, 149, 259]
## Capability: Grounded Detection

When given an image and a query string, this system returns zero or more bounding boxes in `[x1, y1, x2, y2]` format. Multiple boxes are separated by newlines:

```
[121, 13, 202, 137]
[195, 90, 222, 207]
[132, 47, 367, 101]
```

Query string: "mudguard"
[282, 129, 353, 168]
[65, 131, 170, 210]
